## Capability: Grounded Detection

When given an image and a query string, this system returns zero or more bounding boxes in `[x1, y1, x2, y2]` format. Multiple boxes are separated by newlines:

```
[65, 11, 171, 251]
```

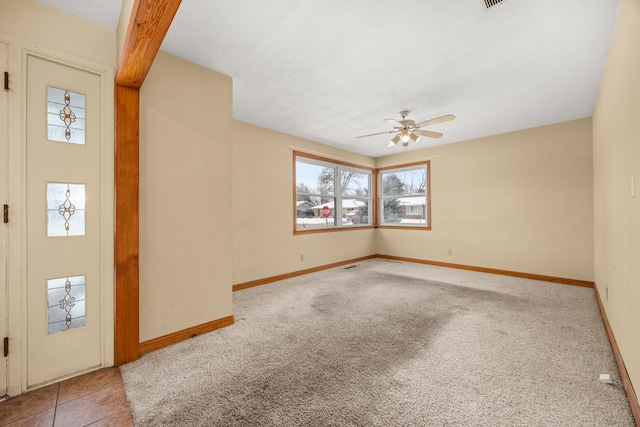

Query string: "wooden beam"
[114, 0, 182, 365]
[114, 85, 140, 365]
[116, 0, 182, 89]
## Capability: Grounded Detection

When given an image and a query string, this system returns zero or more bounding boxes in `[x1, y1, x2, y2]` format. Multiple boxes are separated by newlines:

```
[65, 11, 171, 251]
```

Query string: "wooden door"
[25, 55, 104, 387]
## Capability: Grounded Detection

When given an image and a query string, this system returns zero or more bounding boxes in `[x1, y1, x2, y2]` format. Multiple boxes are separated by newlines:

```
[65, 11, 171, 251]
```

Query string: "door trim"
[0, 41, 8, 397]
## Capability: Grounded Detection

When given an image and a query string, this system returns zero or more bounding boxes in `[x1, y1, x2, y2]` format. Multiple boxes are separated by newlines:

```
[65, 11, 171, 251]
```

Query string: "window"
[295, 152, 372, 232]
[378, 162, 430, 229]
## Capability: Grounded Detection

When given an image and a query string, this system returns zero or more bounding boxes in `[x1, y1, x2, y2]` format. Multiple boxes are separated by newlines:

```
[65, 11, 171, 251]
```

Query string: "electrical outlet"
[605, 287, 608, 301]
[599, 373, 613, 384]
[300, 254, 304, 261]
[447, 248, 452, 256]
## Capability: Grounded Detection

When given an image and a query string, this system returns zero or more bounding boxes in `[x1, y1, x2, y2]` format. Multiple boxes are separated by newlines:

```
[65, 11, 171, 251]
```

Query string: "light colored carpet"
[121, 259, 634, 426]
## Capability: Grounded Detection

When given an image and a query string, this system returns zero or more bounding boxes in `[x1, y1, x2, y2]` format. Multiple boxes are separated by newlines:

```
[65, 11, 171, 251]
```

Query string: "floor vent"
[482, 0, 504, 9]
[344, 265, 358, 270]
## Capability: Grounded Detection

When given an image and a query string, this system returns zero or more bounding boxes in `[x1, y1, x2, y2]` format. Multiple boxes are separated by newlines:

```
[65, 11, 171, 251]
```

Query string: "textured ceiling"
[35, 0, 123, 32]
[37, 0, 620, 158]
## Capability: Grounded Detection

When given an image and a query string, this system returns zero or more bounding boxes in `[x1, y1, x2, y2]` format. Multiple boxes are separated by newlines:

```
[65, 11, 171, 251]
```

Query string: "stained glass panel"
[47, 183, 86, 237]
[47, 86, 86, 144]
[47, 275, 86, 334]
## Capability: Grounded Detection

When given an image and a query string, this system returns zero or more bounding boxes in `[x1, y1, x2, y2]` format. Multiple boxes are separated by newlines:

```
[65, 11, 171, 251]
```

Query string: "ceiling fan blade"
[414, 129, 443, 138]
[415, 114, 456, 128]
[356, 130, 395, 138]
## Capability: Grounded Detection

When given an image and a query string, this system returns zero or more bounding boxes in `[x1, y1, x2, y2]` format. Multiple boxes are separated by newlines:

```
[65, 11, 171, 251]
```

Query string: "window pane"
[47, 183, 86, 237]
[381, 195, 427, 225]
[296, 197, 317, 219]
[381, 168, 426, 197]
[341, 170, 369, 197]
[400, 196, 427, 224]
[296, 197, 337, 230]
[47, 87, 86, 145]
[342, 198, 370, 226]
[382, 198, 403, 223]
[296, 161, 334, 196]
[47, 275, 87, 334]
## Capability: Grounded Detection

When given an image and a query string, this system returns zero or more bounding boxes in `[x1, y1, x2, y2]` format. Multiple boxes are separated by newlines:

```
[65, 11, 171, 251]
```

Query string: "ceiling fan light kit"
[388, 134, 401, 147]
[400, 128, 411, 143]
[357, 110, 455, 149]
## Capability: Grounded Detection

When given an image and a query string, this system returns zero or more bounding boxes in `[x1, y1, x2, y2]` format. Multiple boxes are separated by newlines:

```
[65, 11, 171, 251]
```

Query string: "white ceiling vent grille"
[482, 0, 504, 9]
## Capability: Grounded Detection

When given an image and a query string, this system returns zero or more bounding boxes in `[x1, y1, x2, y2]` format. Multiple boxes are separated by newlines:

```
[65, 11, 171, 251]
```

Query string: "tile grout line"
[56, 379, 129, 426]
[60, 382, 120, 405]
[52, 383, 60, 427]
[83, 409, 128, 427]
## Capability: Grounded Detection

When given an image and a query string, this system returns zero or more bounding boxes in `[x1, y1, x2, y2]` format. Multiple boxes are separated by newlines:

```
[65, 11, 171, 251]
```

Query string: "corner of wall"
[116, 0, 135, 66]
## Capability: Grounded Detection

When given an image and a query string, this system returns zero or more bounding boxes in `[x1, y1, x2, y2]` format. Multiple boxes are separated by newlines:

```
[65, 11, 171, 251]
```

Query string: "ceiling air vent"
[482, 0, 504, 9]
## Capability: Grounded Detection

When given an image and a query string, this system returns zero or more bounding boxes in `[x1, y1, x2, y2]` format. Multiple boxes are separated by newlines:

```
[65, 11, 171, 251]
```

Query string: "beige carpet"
[121, 259, 634, 426]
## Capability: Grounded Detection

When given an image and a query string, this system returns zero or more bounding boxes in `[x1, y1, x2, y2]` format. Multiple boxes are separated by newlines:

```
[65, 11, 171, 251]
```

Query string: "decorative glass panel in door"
[47, 87, 86, 144]
[26, 55, 103, 388]
[47, 183, 86, 237]
[47, 275, 87, 334]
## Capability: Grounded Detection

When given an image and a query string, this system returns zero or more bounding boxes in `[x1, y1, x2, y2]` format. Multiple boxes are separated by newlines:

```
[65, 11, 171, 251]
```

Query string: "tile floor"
[0, 368, 133, 426]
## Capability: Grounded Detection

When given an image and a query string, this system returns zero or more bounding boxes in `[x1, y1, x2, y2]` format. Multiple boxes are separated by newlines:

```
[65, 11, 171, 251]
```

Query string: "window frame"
[376, 161, 431, 230]
[294, 151, 374, 234]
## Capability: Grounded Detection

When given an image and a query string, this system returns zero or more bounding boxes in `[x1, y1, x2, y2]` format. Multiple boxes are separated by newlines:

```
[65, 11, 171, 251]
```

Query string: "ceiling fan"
[356, 110, 455, 147]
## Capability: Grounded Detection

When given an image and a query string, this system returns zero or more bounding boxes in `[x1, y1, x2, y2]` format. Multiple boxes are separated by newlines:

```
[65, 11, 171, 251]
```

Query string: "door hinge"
[3, 337, 7, 357]
[3, 204, 7, 224]
[3, 72, 7, 91]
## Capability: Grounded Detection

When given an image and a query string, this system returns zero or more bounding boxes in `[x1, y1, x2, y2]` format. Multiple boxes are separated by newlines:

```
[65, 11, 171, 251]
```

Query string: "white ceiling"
[36, 0, 123, 32]
[37, 0, 619, 158]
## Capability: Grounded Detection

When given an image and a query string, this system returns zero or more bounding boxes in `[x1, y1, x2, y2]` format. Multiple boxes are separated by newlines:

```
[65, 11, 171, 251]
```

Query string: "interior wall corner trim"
[375, 254, 595, 288]
[233, 255, 378, 292]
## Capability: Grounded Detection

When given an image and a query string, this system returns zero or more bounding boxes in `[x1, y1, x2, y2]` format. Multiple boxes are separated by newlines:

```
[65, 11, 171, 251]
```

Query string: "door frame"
[0, 41, 8, 398]
[2, 35, 114, 396]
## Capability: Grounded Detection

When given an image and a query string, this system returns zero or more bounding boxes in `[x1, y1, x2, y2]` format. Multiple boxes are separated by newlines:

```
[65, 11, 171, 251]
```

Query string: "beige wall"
[593, 0, 640, 398]
[116, 0, 135, 63]
[376, 119, 594, 281]
[0, 0, 115, 67]
[139, 51, 233, 341]
[232, 121, 376, 284]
